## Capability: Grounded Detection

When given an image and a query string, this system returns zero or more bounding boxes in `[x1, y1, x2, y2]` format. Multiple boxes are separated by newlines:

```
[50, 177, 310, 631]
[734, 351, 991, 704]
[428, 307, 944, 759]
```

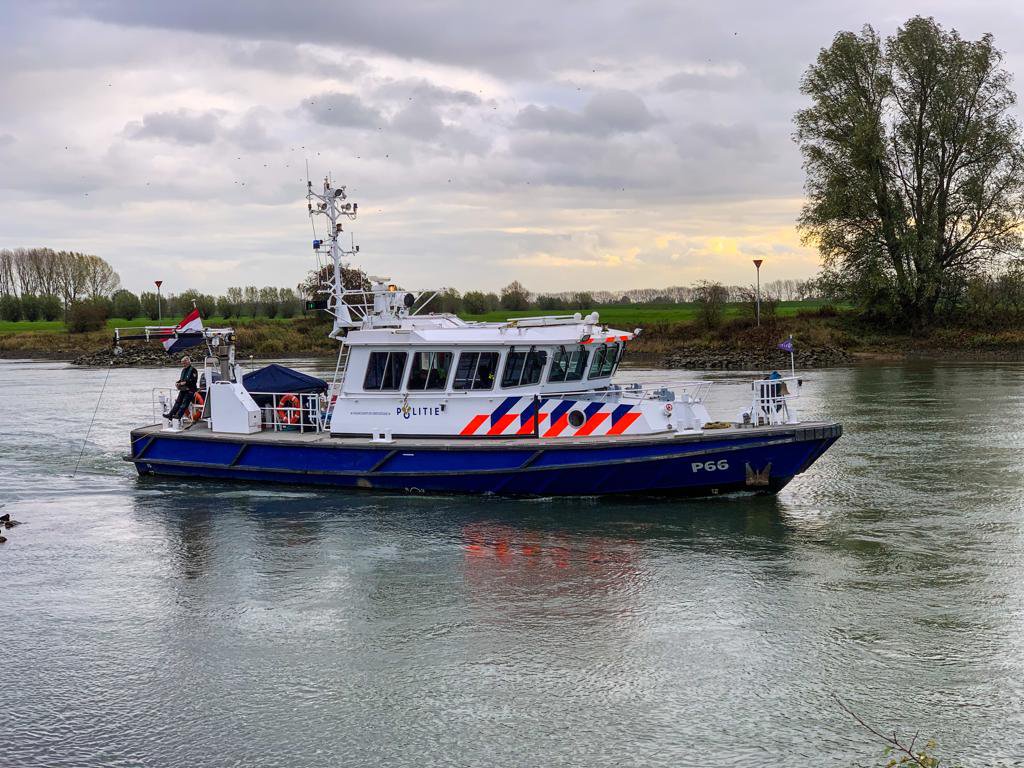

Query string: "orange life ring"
[188, 391, 205, 421]
[277, 393, 301, 424]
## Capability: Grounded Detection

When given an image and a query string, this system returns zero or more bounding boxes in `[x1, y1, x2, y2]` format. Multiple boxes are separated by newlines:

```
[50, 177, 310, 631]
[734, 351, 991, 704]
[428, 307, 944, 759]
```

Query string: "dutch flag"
[161, 308, 205, 354]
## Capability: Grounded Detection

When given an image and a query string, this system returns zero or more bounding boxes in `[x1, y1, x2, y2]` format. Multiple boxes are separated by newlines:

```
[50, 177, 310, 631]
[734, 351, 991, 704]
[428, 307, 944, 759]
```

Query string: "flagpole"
[789, 335, 795, 378]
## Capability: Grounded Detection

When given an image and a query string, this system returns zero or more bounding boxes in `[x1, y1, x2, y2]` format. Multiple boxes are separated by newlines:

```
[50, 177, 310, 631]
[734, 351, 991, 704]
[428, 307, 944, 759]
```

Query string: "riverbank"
[0, 317, 337, 364]
[4, 312, 1024, 368]
[637, 314, 1024, 368]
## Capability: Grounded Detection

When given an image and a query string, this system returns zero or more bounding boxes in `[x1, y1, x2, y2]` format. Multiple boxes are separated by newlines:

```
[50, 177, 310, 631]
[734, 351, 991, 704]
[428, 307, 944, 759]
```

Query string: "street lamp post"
[155, 280, 163, 322]
[753, 259, 763, 327]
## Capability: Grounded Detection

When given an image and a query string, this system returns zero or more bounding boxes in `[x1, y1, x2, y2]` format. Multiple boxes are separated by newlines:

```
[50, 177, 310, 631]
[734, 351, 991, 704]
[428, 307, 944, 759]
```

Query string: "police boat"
[123, 176, 842, 497]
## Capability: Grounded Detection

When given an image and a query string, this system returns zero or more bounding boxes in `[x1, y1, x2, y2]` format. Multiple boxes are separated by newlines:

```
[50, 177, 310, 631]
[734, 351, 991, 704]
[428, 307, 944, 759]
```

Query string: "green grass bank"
[4, 303, 1024, 366]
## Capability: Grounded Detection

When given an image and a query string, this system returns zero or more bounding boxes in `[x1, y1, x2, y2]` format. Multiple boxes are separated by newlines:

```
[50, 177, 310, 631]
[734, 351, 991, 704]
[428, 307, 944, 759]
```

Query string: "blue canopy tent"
[242, 364, 328, 401]
[241, 364, 329, 429]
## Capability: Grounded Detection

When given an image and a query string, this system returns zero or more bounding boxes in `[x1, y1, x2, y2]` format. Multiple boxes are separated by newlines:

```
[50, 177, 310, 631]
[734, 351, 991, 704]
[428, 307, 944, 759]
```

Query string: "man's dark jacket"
[178, 364, 199, 393]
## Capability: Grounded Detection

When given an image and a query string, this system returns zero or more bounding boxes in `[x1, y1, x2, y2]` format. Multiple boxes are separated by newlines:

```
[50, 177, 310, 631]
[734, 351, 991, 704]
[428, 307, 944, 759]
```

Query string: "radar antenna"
[307, 176, 359, 338]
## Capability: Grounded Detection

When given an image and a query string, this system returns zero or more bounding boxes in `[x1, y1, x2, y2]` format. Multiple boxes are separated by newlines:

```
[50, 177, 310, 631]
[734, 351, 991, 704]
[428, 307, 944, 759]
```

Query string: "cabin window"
[363, 351, 408, 391]
[407, 351, 453, 390]
[453, 351, 500, 390]
[501, 348, 548, 388]
[587, 343, 621, 379]
[548, 345, 588, 383]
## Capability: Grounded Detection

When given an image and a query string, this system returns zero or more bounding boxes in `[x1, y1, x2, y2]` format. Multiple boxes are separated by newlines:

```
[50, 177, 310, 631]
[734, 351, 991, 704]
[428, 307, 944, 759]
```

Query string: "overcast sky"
[2, 0, 1022, 296]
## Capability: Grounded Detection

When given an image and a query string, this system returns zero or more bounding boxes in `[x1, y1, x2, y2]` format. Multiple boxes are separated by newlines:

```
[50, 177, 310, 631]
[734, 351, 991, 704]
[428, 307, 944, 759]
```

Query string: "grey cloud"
[55, 0, 842, 84]
[515, 105, 575, 133]
[373, 79, 482, 107]
[226, 110, 279, 152]
[387, 103, 491, 156]
[225, 41, 365, 81]
[516, 90, 657, 137]
[501, 116, 797, 200]
[0, 134, 15, 147]
[124, 109, 221, 145]
[62, 0, 557, 76]
[658, 71, 742, 92]
[676, 122, 763, 155]
[304, 92, 382, 129]
[506, 131, 675, 190]
[123, 108, 282, 151]
[391, 103, 444, 140]
[442, 128, 492, 157]
[53, 0, 947, 98]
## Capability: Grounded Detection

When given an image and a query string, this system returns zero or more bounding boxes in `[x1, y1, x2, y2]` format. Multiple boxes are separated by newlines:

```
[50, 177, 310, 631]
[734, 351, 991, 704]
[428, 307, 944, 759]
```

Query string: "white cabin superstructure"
[303, 175, 779, 442]
[328, 310, 697, 440]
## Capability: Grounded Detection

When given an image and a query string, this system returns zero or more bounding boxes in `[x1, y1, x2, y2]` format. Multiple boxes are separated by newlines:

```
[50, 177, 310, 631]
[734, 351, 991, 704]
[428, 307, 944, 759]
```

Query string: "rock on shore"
[664, 345, 852, 370]
[72, 345, 180, 367]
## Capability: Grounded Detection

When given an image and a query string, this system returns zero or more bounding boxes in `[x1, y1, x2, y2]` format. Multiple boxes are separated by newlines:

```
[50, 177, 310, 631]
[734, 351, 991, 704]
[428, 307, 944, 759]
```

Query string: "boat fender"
[277, 394, 301, 425]
[188, 392, 205, 422]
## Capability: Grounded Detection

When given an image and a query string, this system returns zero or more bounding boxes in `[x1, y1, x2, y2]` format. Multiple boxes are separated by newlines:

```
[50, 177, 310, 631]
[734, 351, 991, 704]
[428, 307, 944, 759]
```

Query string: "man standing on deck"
[164, 355, 198, 420]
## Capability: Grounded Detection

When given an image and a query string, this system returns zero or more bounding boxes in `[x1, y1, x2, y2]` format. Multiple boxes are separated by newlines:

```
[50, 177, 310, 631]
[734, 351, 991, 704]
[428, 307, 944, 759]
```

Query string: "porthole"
[567, 410, 586, 428]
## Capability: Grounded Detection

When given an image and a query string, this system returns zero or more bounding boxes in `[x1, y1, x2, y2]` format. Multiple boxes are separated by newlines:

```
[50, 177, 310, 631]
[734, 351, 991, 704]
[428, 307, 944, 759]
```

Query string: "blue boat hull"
[126, 423, 841, 497]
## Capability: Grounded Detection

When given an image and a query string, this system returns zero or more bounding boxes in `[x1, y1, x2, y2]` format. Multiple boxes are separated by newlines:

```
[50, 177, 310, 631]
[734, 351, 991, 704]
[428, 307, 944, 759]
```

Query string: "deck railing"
[152, 387, 330, 433]
[253, 391, 327, 433]
[749, 376, 801, 425]
[557, 379, 713, 404]
[152, 387, 173, 423]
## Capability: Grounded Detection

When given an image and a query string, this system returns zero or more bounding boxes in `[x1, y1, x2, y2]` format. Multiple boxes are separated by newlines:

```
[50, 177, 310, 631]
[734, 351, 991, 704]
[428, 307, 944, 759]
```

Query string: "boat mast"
[307, 176, 359, 339]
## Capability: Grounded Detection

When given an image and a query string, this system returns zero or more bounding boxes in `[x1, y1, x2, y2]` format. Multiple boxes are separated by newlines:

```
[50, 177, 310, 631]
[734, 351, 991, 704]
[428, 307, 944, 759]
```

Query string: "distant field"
[0, 302, 843, 334]
[0, 315, 288, 334]
[458, 301, 839, 326]
[0, 320, 67, 333]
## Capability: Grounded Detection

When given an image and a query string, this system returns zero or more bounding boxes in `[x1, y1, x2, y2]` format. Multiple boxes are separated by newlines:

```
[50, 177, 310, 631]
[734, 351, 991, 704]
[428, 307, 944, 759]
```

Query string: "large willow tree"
[796, 16, 1024, 325]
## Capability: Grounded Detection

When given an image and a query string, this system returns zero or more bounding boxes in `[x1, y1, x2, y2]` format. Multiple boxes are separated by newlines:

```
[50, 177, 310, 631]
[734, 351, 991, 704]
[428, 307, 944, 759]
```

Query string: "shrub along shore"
[4, 308, 1024, 369]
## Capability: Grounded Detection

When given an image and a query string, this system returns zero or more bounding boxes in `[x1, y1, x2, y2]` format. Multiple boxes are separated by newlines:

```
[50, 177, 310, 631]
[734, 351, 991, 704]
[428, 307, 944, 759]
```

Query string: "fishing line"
[72, 364, 112, 479]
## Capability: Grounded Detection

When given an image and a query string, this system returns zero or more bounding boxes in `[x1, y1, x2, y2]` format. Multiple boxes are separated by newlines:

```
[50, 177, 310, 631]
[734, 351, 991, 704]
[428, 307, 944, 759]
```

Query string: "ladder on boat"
[330, 342, 350, 400]
[319, 342, 349, 431]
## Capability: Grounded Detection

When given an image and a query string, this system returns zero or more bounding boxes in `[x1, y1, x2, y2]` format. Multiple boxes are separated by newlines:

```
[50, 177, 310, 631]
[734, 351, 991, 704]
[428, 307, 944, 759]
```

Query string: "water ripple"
[3, 360, 1024, 766]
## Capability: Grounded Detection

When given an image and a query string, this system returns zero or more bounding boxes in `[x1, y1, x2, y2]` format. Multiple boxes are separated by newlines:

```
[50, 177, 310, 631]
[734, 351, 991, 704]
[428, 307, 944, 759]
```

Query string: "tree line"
[0, 248, 120, 322]
[0, 247, 308, 331]
[129, 286, 306, 321]
[426, 278, 824, 315]
[0, 250, 826, 330]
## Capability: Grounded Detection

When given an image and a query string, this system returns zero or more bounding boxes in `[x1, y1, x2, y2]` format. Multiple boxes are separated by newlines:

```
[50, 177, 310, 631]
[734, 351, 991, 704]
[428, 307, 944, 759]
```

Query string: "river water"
[1, 358, 1023, 767]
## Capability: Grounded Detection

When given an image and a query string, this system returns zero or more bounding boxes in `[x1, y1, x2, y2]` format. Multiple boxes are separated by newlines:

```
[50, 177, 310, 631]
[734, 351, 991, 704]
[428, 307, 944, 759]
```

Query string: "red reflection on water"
[462, 522, 640, 583]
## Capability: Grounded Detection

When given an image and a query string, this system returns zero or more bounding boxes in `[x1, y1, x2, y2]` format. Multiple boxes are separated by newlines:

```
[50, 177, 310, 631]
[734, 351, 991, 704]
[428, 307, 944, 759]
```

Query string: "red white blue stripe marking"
[458, 397, 640, 438]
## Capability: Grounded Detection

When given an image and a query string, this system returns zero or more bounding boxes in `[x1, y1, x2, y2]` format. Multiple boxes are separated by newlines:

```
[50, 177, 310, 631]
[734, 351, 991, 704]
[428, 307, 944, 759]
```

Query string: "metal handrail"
[316, 286, 438, 323]
[553, 379, 713, 402]
[751, 375, 801, 399]
[151, 386, 207, 425]
[251, 391, 326, 433]
[152, 387, 329, 432]
[334, 378, 715, 401]
[749, 376, 801, 425]
[152, 387, 172, 423]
